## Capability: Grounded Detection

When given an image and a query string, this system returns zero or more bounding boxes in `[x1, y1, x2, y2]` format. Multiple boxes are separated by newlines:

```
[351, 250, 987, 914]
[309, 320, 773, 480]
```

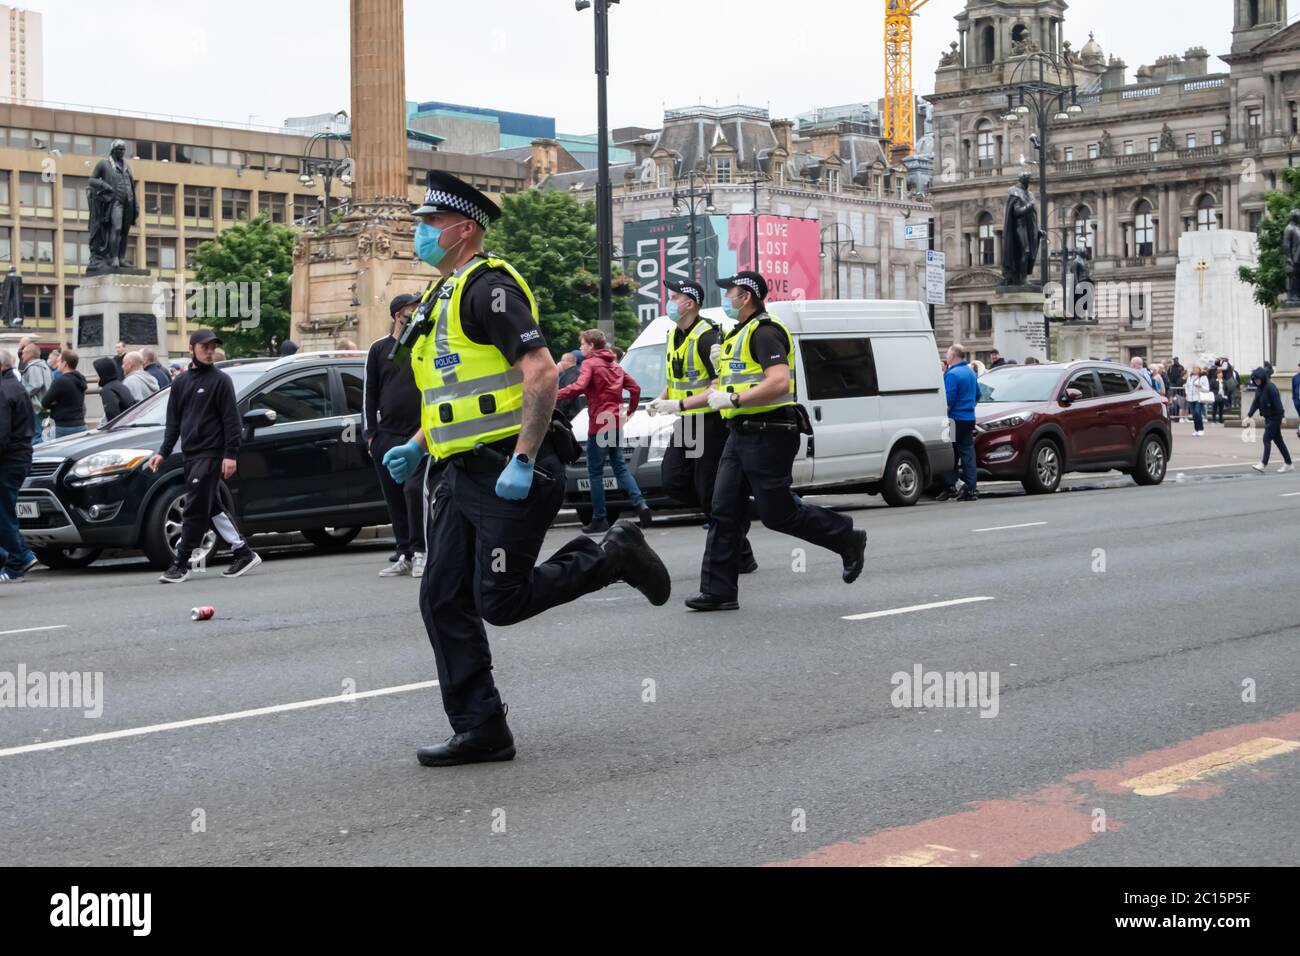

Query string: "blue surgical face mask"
[666, 300, 680, 320]
[414, 222, 446, 267]
[723, 299, 740, 320]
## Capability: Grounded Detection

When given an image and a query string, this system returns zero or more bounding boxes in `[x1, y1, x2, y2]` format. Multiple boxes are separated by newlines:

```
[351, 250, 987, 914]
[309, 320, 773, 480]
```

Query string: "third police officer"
[383, 171, 671, 767]
[685, 272, 867, 612]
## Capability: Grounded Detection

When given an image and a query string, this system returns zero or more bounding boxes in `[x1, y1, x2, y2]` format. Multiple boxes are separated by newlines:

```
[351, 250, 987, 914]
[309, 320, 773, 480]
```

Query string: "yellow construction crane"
[884, 0, 929, 159]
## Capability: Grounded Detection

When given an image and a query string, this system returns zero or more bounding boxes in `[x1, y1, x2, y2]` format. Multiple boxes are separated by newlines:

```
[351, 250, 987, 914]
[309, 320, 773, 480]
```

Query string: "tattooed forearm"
[514, 350, 557, 458]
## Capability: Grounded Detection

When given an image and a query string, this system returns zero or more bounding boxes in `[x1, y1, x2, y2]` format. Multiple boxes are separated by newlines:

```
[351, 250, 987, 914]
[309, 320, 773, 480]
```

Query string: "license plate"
[578, 477, 619, 491]
[16, 501, 38, 519]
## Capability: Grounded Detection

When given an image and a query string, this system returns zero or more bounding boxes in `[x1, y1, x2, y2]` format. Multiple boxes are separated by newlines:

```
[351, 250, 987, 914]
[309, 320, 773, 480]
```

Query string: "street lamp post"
[1001, 49, 1083, 360]
[576, 0, 619, 339]
[819, 222, 855, 299]
[750, 173, 769, 270]
[671, 171, 716, 282]
[299, 130, 353, 228]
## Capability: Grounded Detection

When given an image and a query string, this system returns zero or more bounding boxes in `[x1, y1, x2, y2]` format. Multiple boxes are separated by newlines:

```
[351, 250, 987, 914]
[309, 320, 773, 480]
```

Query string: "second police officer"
[685, 271, 868, 612]
[382, 171, 671, 768]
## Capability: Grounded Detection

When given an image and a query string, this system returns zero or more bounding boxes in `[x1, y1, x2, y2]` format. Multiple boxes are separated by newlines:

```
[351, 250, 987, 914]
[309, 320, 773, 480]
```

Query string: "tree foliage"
[483, 190, 639, 354]
[1238, 165, 1300, 307]
[190, 214, 295, 356]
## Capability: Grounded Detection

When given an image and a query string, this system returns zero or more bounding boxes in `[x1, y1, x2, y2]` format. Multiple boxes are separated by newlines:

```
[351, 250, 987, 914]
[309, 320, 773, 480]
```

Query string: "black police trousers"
[370, 430, 426, 558]
[700, 420, 854, 602]
[661, 412, 754, 563]
[418, 441, 618, 733]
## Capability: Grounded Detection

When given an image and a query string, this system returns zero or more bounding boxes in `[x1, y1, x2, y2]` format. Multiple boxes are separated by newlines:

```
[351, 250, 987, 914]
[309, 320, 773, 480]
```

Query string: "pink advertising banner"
[728, 214, 821, 302]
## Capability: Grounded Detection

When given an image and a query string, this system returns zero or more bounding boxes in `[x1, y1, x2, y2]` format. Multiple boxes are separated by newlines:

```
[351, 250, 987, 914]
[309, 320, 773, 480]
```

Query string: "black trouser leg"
[1263, 418, 1292, 466]
[372, 431, 423, 558]
[665, 413, 754, 562]
[177, 457, 222, 566]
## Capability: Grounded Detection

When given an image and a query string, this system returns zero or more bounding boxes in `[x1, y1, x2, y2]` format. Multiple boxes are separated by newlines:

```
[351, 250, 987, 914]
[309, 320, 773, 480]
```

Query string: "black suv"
[18, 354, 390, 569]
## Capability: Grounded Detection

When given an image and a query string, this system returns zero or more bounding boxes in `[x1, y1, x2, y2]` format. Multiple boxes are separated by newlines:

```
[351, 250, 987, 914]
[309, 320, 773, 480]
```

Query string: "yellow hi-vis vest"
[664, 318, 718, 416]
[411, 256, 537, 460]
[717, 313, 797, 420]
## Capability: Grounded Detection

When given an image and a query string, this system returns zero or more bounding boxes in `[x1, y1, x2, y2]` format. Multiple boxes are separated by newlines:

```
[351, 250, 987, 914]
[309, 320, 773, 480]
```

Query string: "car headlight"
[71, 449, 154, 479]
[977, 414, 1032, 434]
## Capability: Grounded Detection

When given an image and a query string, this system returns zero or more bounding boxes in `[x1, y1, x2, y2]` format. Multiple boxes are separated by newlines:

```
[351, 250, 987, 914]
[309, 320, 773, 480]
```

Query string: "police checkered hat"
[412, 170, 501, 228]
[665, 279, 704, 305]
[717, 271, 768, 300]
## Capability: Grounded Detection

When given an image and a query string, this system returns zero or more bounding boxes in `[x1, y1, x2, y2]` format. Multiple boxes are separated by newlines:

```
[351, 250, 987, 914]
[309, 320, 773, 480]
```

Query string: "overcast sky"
[43, 1, 1242, 134]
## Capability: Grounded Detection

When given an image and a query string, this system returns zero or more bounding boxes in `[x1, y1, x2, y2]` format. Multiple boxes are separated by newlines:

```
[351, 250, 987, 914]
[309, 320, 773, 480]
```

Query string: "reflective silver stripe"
[677, 375, 712, 389]
[428, 408, 523, 443]
[725, 372, 766, 386]
[423, 368, 523, 404]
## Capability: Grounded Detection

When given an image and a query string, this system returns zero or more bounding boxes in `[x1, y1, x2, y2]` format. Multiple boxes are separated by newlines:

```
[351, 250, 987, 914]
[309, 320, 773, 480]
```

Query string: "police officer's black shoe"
[738, 556, 759, 575]
[841, 529, 868, 584]
[417, 708, 515, 768]
[685, 593, 740, 612]
[600, 522, 671, 606]
[582, 519, 611, 534]
[637, 506, 654, 528]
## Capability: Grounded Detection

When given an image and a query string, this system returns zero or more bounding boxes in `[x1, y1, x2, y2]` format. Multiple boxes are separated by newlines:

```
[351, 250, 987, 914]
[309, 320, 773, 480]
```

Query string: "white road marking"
[971, 522, 1047, 533]
[0, 679, 439, 759]
[1282, 492, 1300, 498]
[843, 597, 995, 622]
[0, 625, 68, 637]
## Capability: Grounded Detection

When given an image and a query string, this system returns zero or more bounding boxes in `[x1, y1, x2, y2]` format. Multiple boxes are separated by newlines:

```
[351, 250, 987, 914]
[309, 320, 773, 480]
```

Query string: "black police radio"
[388, 278, 450, 364]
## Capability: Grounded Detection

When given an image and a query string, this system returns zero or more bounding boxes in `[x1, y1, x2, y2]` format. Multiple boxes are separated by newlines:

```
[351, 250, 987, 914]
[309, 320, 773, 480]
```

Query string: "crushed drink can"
[191, 606, 215, 621]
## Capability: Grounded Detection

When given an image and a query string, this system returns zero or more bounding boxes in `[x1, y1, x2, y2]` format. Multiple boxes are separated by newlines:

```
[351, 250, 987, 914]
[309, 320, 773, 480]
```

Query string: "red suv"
[974, 362, 1171, 494]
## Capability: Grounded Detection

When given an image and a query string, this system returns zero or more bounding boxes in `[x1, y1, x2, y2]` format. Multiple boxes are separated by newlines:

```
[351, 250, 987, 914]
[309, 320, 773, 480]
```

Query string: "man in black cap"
[381, 170, 670, 767]
[644, 278, 756, 573]
[364, 293, 428, 578]
[147, 328, 260, 583]
[685, 271, 867, 611]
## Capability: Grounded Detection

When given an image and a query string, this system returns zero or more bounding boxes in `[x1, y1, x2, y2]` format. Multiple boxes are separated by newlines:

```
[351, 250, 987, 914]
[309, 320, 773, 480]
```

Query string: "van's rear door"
[798, 335, 884, 485]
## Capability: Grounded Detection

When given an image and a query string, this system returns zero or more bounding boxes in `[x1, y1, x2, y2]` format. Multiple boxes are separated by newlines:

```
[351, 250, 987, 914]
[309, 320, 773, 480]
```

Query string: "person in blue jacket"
[938, 344, 979, 502]
[1292, 361, 1300, 438]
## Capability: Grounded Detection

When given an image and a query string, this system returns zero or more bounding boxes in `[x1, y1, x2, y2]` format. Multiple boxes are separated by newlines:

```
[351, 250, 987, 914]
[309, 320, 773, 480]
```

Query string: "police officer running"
[384, 171, 671, 767]
[644, 279, 756, 573]
[685, 272, 867, 612]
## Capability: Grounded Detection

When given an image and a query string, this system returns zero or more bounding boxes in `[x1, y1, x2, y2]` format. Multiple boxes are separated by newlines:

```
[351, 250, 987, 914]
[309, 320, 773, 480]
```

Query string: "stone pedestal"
[1274, 304, 1300, 422]
[1055, 322, 1105, 363]
[991, 288, 1048, 364]
[72, 271, 165, 365]
[1172, 230, 1261, 369]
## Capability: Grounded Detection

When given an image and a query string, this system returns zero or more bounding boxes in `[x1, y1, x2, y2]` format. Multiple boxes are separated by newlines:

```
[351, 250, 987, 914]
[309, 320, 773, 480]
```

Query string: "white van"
[562, 299, 954, 523]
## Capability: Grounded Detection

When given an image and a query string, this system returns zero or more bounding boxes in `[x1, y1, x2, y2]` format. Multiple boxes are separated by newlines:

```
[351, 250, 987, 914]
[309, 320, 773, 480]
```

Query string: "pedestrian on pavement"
[278, 340, 298, 357]
[1247, 366, 1293, 473]
[1212, 370, 1229, 424]
[1024, 356, 1040, 365]
[1167, 357, 1186, 421]
[988, 349, 1006, 369]
[141, 348, 171, 390]
[1186, 365, 1210, 436]
[41, 349, 87, 438]
[383, 170, 669, 767]
[970, 358, 987, 378]
[336, 338, 360, 351]
[18, 343, 51, 445]
[556, 327, 652, 533]
[47, 348, 61, 381]
[0, 348, 37, 583]
[1130, 356, 1154, 388]
[685, 271, 867, 613]
[645, 278, 757, 573]
[113, 340, 127, 377]
[122, 350, 160, 403]
[147, 329, 261, 583]
[1292, 361, 1300, 438]
[938, 344, 979, 502]
[1150, 363, 1167, 397]
[554, 349, 585, 421]
[93, 357, 136, 422]
[364, 293, 429, 579]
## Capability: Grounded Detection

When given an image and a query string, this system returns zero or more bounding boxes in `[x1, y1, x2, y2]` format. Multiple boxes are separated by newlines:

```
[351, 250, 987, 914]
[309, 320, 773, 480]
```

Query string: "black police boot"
[417, 707, 515, 768]
[684, 593, 740, 612]
[582, 518, 611, 534]
[841, 529, 868, 584]
[600, 522, 671, 606]
[738, 555, 759, 575]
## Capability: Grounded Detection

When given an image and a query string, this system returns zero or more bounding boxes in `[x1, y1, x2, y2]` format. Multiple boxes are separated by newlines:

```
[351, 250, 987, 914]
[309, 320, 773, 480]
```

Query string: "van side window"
[802, 338, 879, 400]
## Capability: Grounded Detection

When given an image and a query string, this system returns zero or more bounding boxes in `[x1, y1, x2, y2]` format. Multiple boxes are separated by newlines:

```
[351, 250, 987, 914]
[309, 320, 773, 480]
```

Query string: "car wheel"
[1133, 433, 1168, 486]
[1021, 439, 1063, 495]
[142, 485, 217, 571]
[34, 546, 103, 570]
[881, 448, 923, 507]
[301, 526, 361, 551]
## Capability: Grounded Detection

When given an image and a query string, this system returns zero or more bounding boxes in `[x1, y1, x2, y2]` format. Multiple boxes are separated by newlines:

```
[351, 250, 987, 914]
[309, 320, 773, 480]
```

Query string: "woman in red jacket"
[556, 329, 652, 533]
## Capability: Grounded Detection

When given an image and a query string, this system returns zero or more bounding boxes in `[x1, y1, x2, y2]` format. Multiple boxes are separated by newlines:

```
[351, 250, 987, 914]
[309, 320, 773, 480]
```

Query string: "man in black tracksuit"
[148, 329, 261, 582]
[364, 294, 429, 577]
[1248, 366, 1294, 474]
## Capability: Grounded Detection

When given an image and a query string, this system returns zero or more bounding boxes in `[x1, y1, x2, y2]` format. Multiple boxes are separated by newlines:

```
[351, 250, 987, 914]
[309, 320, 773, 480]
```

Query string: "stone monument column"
[350, 0, 407, 203]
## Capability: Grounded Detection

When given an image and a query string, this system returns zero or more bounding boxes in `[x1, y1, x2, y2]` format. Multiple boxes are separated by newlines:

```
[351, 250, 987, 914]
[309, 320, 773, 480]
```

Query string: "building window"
[1247, 108, 1263, 141]
[185, 237, 205, 271]
[18, 171, 53, 218]
[977, 302, 993, 333]
[0, 226, 10, 264]
[825, 167, 839, 193]
[184, 185, 214, 223]
[715, 158, 732, 183]
[221, 188, 251, 222]
[146, 236, 177, 272]
[1124, 140, 1134, 155]
[1213, 129, 1224, 146]
[1186, 133, 1197, 149]
[144, 182, 176, 221]
[977, 121, 995, 164]
[1149, 137, 1160, 153]
[259, 191, 287, 223]
[978, 212, 996, 265]
[294, 193, 321, 225]
[1064, 146, 1074, 162]
[60, 176, 91, 221]
[1197, 194, 1218, 231]
[20, 227, 55, 271]
[22, 286, 54, 328]
[656, 164, 669, 188]
[1248, 210, 1263, 233]
[1088, 143, 1099, 160]
[1134, 200, 1155, 257]
[62, 232, 90, 272]
[1292, 102, 1299, 136]
[0, 171, 14, 214]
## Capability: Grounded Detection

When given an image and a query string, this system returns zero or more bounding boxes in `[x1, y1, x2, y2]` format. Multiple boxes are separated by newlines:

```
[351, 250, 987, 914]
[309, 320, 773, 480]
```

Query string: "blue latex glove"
[495, 454, 535, 500]
[382, 439, 423, 483]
